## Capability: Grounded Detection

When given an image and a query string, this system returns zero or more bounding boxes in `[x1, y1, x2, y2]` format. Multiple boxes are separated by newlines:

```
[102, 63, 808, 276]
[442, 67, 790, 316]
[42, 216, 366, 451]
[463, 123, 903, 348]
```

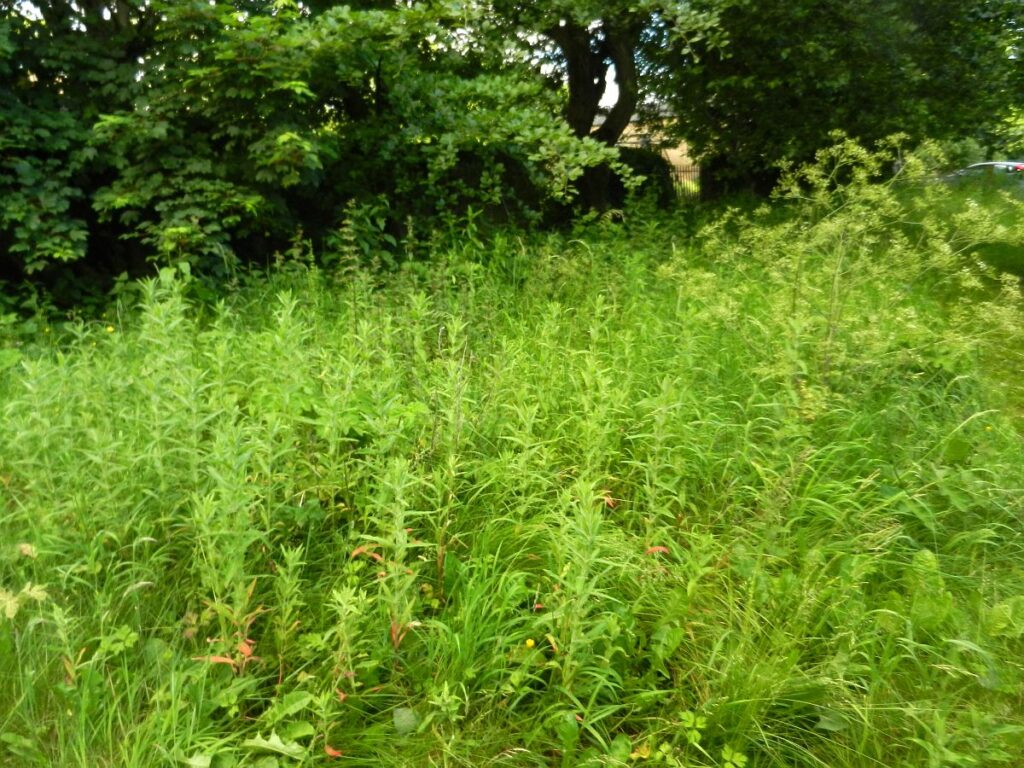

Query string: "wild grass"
[2, 145, 1024, 767]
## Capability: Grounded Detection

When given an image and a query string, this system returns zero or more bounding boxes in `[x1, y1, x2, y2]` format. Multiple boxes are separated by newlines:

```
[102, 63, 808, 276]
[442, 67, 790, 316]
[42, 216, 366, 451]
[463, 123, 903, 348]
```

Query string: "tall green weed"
[1, 146, 1023, 766]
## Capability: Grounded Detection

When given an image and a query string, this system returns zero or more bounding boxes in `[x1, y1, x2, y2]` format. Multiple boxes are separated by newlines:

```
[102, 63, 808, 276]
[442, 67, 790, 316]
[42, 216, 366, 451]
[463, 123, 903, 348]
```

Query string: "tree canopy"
[1, 0, 1019, 286]
[663, 0, 1021, 194]
[1, 0, 616, 285]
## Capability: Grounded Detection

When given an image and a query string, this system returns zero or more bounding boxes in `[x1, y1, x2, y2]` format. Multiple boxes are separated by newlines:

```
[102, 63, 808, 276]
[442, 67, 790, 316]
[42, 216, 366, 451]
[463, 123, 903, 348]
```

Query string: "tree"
[661, 0, 1020, 197]
[1, 0, 616, 286]
[0, 0, 156, 277]
[487, 0, 729, 208]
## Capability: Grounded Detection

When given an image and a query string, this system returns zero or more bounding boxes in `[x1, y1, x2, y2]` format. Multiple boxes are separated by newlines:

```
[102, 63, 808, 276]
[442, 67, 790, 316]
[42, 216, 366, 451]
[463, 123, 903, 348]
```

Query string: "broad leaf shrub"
[1, 151, 1023, 766]
[1, 1, 619, 286]
[0, 1, 152, 275]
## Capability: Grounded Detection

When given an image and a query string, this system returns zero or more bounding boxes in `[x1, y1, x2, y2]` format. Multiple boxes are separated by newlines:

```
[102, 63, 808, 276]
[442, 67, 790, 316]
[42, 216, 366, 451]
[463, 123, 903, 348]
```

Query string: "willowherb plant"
[1, 183, 1023, 767]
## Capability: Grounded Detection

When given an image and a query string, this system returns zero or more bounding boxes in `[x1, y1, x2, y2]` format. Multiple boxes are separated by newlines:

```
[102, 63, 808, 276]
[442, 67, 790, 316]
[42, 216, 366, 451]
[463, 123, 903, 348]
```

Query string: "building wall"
[618, 124, 695, 171]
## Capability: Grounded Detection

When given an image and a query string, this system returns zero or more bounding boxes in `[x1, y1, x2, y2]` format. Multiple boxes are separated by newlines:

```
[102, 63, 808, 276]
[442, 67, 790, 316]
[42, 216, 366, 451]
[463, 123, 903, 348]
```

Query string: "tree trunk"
[545, 19, 642, 210]
[544, 21, 607, 139]
[592, 23, 640, 148]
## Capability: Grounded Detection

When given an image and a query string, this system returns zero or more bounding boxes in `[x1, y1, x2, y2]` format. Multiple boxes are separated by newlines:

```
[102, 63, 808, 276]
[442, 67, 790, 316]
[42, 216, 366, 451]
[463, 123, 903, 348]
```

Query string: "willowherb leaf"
[279, 720, 315, 741]
[814, 710, 848, 732]
[985, 596, 1024, 639]
[269, 691, 313, 722]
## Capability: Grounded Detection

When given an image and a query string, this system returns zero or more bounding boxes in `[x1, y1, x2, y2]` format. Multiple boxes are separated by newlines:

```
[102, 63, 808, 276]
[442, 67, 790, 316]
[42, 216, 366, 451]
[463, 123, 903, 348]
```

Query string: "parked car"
[944, 161, 1024, 184]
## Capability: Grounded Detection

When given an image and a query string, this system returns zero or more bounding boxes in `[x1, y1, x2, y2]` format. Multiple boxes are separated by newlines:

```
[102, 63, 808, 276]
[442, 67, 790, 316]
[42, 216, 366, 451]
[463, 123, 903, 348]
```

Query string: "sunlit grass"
[2, 164, 1024, 766]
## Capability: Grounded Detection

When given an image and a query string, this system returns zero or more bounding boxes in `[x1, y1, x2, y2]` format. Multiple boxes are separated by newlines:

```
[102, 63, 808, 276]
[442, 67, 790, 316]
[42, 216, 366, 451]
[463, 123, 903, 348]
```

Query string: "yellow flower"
[525, 638, 535, 649]
[630, 743, 652, 760]
[105, 325, 115, 333]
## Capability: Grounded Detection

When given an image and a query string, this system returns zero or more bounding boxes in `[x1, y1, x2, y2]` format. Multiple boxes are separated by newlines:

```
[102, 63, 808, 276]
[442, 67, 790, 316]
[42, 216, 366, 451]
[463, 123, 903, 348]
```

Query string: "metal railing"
[671, 166, 700, 200]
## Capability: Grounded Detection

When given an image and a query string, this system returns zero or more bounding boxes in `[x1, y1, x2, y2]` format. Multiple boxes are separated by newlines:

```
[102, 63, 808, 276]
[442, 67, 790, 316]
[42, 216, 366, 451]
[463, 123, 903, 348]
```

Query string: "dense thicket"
[0, 1, 616, 291]
[665, 0, 1022, 196]
[1, 0, 1019, 289]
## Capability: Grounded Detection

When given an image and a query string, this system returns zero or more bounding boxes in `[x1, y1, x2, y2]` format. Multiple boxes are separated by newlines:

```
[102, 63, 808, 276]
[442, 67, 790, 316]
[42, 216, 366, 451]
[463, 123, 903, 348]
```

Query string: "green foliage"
[1, 1, 151, 272]
[1, 1, 619, 279]
[999, 108, 1024, 157]
[89, 1, 613, 265]
[666, 0, 1019, 192]
[3, 0, 1020, 282]
[0, 113, 90, 272]
[2, 152, 1024, 766]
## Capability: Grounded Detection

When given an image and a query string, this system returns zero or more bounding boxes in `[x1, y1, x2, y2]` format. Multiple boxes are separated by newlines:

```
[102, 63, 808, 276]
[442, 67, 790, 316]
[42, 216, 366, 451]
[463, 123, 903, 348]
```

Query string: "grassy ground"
[2, 162, 1024, 767]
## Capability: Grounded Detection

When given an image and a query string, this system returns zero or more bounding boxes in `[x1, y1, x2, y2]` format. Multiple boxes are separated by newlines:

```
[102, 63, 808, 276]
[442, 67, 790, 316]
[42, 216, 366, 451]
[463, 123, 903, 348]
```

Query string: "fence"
[671, 165, 700, 200]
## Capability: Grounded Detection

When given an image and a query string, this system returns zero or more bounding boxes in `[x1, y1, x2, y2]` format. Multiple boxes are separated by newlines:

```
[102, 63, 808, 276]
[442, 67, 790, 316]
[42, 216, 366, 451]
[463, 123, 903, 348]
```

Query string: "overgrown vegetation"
[2, 0, 1019, 288]
[2, 147, 1023, 767]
